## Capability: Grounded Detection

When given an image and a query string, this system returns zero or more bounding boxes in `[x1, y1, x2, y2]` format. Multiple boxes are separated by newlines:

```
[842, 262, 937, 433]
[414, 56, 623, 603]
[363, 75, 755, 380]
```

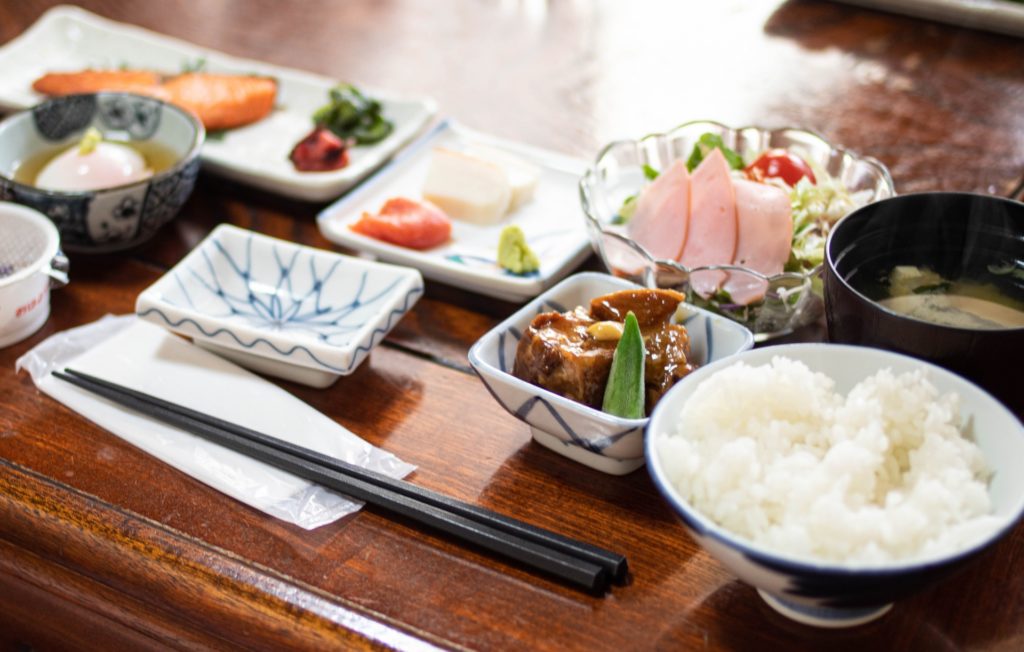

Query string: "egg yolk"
[35, 141, 153, 191]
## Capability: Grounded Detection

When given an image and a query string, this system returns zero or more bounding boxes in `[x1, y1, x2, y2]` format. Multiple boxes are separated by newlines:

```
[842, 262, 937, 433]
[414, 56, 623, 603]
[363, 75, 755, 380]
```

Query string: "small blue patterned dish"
[0, 92, 203, 253]
[468, 272, 753, 475]
[135, 224, 424, 388]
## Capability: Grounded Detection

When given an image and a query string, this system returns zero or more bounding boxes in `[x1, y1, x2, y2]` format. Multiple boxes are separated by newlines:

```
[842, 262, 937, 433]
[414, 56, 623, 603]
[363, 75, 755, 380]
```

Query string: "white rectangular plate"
[317, 120, 593, 302]
[0, 5, 437, 201]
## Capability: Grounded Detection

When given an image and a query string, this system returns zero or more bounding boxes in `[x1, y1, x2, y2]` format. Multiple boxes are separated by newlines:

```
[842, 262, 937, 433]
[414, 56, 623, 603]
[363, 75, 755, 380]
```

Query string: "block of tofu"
[422, 147, 512, 224]
[464, 145, 540, 211]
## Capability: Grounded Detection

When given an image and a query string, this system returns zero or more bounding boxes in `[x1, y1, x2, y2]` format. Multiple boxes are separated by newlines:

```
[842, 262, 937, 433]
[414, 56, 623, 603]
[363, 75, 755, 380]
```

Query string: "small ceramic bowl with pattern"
[0, 92, 203, 253]
[468, 272, 753, 475]
[135, 224, 424, 388]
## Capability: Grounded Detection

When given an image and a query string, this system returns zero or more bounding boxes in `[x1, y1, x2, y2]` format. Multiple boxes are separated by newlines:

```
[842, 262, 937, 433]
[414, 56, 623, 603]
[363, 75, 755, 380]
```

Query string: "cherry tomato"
[745, 149, 816, 186]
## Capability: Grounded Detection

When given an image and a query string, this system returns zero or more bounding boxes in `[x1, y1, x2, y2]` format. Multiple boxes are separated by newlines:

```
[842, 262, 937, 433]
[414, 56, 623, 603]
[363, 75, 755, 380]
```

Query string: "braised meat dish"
[512, 288, 695, 415]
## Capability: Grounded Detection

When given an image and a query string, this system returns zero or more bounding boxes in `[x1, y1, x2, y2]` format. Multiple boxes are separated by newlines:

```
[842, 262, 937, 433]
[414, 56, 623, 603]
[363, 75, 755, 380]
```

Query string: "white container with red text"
[0, 202, 68, 347]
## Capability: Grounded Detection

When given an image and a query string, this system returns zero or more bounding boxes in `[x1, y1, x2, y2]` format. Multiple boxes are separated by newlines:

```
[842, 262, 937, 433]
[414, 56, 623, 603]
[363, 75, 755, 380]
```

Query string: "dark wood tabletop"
[1, 1, 1023, 650]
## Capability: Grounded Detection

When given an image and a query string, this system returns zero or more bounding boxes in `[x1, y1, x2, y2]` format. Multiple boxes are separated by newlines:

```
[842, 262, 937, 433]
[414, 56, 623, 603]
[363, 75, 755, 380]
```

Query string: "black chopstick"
[54, 368, 628, 593]
[57, 368, 627, 583]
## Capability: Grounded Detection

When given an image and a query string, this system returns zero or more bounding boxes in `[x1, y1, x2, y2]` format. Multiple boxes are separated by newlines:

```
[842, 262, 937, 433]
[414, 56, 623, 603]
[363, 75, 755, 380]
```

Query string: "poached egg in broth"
[14, 127, 177, 192]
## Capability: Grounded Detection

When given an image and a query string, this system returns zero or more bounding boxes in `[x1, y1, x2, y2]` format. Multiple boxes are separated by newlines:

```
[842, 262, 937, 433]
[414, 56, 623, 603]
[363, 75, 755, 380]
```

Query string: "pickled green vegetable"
[601, 311, 646, 418]
[312, 84, 394, 145]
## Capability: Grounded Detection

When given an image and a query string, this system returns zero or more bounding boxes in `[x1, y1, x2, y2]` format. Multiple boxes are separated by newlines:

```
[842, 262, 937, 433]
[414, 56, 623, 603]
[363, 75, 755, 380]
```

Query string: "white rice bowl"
[656, 355, 1004, 564]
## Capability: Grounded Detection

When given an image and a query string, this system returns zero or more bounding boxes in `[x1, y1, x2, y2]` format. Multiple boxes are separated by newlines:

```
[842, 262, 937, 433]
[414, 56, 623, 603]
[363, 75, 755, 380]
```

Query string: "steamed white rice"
[657, 356, 1002, 564]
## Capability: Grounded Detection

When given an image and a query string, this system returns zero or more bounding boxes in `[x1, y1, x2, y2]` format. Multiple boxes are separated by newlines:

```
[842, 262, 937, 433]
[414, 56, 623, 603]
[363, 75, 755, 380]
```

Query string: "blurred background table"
[1, 1, 1022, 649]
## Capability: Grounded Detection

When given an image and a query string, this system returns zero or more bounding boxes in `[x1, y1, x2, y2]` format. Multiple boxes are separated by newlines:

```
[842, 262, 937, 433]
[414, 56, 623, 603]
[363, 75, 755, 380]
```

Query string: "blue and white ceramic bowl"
[468, 272, 754, 475]
[646, 344, 1024, 627]
[135, 224, 424, 388]
[0, 92, 203, 252]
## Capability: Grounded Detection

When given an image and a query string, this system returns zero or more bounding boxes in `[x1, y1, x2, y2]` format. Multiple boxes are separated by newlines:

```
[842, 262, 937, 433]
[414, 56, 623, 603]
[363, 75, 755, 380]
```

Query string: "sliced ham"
[678, 148, 738, 297]
[723, 179, 794, 305]
[626, 159, 690, 261]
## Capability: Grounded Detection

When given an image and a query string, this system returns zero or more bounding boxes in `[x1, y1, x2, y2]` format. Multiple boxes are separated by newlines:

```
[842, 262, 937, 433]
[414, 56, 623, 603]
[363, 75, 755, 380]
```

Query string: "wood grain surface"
[1, 1, 1022, 650]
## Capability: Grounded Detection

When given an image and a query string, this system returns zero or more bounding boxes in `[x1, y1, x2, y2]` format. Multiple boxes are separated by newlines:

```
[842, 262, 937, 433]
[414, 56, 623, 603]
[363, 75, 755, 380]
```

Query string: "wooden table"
[2, 1, 1022, 649]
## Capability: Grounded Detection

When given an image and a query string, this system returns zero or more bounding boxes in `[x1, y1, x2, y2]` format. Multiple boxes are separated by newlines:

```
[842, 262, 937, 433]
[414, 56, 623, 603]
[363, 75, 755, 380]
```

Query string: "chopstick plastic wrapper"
[18, 316, 628, 593]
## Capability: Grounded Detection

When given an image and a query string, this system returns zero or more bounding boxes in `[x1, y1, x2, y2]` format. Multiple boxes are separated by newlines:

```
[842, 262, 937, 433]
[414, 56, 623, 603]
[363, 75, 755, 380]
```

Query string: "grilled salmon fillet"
[32, 69, 277, 130]
[161, 73, 277, 130]
[32, 69, 164, 96]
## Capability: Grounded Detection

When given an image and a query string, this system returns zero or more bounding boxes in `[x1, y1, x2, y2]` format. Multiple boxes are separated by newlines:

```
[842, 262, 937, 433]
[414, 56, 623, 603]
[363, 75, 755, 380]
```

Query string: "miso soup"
[876, 265, 1024, 330]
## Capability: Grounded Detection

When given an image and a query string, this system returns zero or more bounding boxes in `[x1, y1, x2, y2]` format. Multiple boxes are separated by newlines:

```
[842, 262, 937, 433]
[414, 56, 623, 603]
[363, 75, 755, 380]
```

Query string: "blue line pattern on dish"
[138, 283, 422, 374]
[444, 253, 541, 278]
[475, 375, 637, 454]
[486, 313, 649, 455]
[443, 228, 579, 278]
[513, 396, 636, 453]
[540, 299, 566, 314]
[172, 232, 404, 344]
[497, 331, 510, 373]
[144, 229, 423, 372]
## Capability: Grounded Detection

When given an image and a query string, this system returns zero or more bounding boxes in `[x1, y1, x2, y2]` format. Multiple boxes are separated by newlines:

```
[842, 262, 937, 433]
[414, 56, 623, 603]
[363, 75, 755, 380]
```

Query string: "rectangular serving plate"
[317, 120, 593, 303]
[0, 5, 437, 201]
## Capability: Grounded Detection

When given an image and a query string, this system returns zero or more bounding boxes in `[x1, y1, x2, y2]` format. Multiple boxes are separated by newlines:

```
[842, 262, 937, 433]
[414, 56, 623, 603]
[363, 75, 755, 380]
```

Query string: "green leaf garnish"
[602, 311, 646, 419]
[686, 133, 744, 172]
[181, 57, 207, 73]
[912, 282, 953, 294]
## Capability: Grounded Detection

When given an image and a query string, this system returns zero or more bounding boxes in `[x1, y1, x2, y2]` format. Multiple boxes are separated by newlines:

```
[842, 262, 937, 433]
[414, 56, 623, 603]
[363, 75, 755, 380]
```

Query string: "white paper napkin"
[16, 314, 415, 529]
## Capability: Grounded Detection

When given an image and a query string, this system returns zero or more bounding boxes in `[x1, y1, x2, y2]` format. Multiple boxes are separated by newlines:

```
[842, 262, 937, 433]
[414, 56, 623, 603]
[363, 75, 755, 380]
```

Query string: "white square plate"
[135, 224, 424, 388]
[0, 5, 437, 201]
[317, 120, 593, 302]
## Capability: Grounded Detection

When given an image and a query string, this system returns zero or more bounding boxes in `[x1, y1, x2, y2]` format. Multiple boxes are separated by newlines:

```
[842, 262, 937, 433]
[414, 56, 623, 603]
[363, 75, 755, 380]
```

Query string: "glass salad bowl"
[579, 120, 895, 340]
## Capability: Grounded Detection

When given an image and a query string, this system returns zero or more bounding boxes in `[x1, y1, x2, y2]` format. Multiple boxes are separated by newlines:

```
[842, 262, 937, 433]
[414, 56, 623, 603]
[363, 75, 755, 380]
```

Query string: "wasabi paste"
[497, 225, 539, 274]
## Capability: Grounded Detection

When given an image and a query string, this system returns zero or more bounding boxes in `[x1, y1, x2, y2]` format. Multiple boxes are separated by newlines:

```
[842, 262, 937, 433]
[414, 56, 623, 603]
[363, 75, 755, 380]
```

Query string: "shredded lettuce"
[785, 173, 858, 273]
